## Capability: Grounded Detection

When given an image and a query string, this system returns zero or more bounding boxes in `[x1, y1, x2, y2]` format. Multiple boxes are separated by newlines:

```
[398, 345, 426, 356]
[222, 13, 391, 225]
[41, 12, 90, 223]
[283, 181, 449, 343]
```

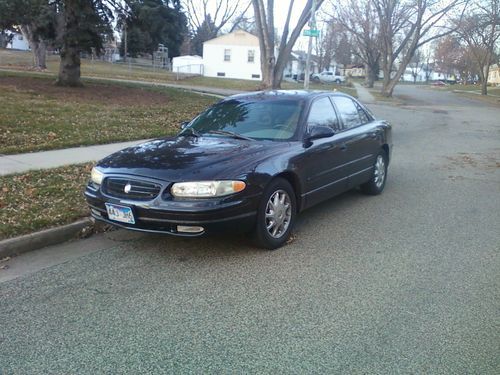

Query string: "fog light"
[177, 225, 204, 234]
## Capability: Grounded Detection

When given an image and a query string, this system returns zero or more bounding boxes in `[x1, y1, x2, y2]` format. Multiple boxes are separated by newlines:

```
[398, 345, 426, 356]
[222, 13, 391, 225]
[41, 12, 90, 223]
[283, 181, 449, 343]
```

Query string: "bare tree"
[329, 0, 380, 87]
[316, 22, 354, 71]
[455, 0, 500, 95]
[183, 0, 251, 35]
[183, 0, 251, 55]
[252, 0, 325, 89]
[407, 48, 424, 83]
[374, 0, 467, 97]
[315, 23, 336, 72]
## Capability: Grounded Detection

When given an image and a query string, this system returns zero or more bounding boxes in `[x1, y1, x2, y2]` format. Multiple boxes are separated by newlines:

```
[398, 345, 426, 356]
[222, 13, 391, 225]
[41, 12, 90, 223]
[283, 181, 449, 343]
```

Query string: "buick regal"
[85, 90, 392, 249]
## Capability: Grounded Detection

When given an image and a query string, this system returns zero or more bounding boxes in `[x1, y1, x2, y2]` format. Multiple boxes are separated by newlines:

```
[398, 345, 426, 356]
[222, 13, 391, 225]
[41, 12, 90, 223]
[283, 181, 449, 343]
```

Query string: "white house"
[488, 64, 500, 85]
[342, 64, 365, 78]
[172, 55, 203, 75]
[203, 30, 262, 80]
[7, 32, 29, 50]
[283, 51, 320, 81]
[402, 67, 428, 82]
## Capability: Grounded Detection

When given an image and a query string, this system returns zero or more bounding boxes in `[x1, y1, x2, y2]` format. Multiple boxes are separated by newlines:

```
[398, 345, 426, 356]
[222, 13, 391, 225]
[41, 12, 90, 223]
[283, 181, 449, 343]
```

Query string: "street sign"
[303, 29, 320, 37]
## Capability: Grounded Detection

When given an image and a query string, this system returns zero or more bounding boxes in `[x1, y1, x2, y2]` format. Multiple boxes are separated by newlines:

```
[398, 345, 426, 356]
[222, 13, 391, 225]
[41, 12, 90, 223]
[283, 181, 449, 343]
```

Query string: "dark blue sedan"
[85, 90, 392, 249]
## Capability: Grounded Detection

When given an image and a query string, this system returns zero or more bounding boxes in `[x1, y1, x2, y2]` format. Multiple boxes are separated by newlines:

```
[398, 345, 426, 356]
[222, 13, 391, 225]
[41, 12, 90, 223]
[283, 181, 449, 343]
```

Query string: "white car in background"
[312, 71, 346, 84]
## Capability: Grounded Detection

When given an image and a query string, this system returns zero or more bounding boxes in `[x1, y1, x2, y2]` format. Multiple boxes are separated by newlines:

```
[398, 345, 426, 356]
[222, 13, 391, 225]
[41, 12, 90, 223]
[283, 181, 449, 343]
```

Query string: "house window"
[217, 72, 226, 77]
[248, 50, 255, 63]
[18, 35, 23, 40]
[224, 49, 231, 62]
[252, 74, 260, 79]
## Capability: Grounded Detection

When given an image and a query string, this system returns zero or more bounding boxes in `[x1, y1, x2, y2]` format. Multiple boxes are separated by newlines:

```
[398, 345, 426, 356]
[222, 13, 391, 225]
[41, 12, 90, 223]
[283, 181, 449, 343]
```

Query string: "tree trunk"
[260, 56, 275, 89]
[33, 40, 47, 69]
[57, 45, 82, 87]
[19, 24, 47, 70]
[0, 31, 12, 48]
[253, 0, 323, 90]
[381, 65, 392, 96]
[56, 0, 82, 86]
[381, 59, 407, 97]
[364, 63, 378, 88]
[272, 51, 296, 89]
[381, 79, 398, 97]
[480, 65, 489, 95]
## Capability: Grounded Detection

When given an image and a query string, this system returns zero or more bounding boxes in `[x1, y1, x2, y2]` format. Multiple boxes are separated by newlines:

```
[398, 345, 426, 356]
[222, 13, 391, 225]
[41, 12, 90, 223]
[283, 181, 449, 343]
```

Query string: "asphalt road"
[1, 85, 499, 373]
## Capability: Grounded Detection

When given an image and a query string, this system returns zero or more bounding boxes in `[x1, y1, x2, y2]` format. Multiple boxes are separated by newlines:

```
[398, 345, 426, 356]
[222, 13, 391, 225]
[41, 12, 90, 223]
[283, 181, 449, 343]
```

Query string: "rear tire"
[253, 178, 296, 250]
[360, 151, 388, 195]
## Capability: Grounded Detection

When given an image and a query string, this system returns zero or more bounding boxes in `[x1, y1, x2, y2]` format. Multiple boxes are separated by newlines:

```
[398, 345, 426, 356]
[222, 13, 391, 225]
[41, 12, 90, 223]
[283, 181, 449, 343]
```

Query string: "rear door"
[330, 96, 381, 186]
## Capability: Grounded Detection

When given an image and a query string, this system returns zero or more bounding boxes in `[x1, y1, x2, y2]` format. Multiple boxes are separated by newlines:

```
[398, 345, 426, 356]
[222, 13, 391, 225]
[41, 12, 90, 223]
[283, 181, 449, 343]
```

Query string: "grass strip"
[0, 164, 93, 240]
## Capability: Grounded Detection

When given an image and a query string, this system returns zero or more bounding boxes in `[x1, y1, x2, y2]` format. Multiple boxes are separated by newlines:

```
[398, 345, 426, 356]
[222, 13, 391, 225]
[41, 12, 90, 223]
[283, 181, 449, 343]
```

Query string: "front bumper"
[84, 182, 259, 237]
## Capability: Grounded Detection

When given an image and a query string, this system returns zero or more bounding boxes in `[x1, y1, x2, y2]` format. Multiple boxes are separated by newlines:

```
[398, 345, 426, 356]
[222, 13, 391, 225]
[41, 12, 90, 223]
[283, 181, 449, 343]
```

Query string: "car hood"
[97, 136, 291, 181]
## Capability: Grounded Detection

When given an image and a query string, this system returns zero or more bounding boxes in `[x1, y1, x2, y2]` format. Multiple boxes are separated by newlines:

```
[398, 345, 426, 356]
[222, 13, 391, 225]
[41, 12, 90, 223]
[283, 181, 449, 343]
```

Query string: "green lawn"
[0, 48, 357, 96]
[0, 72, 215, 154]
[0, 163, 92, 240]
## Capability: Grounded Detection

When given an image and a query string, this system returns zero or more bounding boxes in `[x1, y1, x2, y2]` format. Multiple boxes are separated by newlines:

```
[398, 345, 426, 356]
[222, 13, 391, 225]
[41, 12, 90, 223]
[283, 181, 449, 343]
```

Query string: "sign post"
[304, 0, 318, 89]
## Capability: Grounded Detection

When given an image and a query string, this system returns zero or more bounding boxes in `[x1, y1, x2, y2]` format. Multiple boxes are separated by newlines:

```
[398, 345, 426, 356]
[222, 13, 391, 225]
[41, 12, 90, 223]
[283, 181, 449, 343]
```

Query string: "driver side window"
[307, 97, 340, 131]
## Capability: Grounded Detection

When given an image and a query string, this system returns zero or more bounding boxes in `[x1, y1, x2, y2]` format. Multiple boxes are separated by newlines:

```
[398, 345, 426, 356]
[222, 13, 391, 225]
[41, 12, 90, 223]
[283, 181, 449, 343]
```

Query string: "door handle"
[340, 144, 347, 151]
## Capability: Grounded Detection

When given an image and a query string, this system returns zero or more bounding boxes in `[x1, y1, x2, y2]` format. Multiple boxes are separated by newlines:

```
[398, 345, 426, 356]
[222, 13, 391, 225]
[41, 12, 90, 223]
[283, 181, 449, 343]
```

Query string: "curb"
[0, 218, 93, 259]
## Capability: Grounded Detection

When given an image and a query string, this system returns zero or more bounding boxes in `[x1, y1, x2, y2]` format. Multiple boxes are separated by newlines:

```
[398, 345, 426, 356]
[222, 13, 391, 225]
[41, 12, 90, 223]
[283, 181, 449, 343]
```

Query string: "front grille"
[103, 178, 162, 201]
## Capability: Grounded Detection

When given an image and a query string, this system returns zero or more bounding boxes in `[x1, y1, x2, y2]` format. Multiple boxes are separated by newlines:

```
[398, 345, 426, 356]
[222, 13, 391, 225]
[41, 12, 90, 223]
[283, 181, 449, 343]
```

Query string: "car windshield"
[183, 99, 304, 141]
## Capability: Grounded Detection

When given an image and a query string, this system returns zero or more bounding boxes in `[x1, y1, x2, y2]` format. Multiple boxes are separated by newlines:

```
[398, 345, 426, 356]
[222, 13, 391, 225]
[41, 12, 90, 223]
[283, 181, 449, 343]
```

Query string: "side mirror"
[306, 125, 335, 141]
[180, 121, 189, 130]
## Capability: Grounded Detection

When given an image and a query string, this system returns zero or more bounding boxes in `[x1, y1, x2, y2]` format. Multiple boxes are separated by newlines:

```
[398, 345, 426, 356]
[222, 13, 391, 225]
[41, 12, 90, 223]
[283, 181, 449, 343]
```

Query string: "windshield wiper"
[207, 130, 254, 141]
[180, 127, 201, 138]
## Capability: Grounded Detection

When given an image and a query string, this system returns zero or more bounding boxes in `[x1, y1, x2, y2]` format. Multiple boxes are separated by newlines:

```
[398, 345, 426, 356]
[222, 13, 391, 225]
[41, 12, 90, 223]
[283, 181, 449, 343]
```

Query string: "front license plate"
[105, 203, 135, 224]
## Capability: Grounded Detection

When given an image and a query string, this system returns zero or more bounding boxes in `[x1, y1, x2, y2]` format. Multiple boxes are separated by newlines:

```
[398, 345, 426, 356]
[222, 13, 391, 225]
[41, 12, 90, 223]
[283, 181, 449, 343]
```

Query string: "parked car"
[312, 71, 346, 84]
[431, 80, 448, 86]
[85, 91, 392, 249]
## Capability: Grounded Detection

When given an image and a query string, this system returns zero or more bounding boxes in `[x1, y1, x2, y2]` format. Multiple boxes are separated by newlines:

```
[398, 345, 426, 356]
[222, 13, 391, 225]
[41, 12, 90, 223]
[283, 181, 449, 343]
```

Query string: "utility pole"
[304, 0, 317, 89]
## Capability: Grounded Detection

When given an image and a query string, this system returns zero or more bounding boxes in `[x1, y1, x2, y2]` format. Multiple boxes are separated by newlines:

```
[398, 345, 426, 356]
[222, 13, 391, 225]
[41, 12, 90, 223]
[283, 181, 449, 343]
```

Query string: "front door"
[299, 96, 350, 208]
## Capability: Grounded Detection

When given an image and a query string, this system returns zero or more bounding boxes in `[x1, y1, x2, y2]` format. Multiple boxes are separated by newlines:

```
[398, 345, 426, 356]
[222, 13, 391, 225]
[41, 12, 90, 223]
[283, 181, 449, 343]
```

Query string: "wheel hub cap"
[374, 155, 386, 188]
[265, 190, 292, 239]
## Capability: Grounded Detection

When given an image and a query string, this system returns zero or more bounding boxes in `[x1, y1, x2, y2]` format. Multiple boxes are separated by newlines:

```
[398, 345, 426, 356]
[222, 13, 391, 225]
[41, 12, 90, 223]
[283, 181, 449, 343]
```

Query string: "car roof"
[223, 90, 353, 102]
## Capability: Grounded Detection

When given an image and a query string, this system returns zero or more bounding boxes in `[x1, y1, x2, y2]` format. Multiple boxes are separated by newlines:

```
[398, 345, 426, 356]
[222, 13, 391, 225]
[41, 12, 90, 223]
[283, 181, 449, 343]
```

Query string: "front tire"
[253, 178, 296, 250]
[360, 151, 388, 195]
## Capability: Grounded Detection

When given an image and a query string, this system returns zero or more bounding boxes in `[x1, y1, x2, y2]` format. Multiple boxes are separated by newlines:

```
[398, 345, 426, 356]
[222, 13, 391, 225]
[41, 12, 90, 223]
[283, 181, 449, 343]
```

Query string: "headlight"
[91, 167, 104, 185]
[171, 180, 246, 198]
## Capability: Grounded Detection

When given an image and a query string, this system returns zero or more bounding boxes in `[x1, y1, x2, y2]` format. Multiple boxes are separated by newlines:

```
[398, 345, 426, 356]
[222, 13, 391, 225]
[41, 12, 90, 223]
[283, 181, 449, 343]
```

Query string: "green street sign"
[303, 29, 320, 37]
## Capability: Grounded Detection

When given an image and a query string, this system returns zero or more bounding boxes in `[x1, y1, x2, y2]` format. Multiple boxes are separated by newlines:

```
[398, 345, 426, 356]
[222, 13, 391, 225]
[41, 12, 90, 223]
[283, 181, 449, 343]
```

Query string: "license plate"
[105, 203, 135, 224]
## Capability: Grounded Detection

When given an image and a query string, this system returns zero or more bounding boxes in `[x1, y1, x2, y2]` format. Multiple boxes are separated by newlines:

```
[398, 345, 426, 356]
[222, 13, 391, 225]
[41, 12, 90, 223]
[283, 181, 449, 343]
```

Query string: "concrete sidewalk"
[353, 82, 376, 103]
[0, 139, 149, 176]
[83, 76, 245, 98]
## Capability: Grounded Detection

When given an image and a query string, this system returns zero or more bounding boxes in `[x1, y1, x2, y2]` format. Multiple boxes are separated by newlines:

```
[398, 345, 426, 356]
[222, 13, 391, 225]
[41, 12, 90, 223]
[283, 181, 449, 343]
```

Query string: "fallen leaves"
[0, 74, 216, 154]
[0, 163, 93, 240]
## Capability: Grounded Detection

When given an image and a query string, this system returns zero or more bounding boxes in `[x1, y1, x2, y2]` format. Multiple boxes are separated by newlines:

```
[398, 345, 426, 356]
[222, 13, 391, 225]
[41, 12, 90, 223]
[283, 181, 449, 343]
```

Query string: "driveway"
[1, 85, 499, 373]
